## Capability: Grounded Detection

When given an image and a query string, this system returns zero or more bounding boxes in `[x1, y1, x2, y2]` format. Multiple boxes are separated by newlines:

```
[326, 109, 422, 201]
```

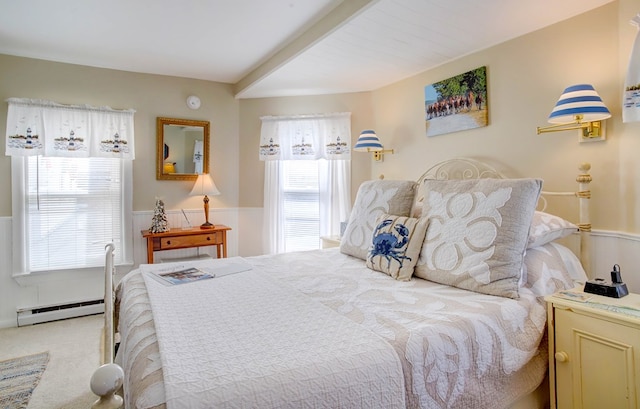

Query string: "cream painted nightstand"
[545, 290, 640, 409]
[320, 235, 341, 249]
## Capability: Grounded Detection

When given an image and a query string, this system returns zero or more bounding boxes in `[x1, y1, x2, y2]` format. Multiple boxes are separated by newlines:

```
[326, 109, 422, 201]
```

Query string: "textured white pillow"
[366, 214, 429, 281]
[414, 178, 542, 298]
[527, 211, 578, 249]
[340, 180, 416, 260]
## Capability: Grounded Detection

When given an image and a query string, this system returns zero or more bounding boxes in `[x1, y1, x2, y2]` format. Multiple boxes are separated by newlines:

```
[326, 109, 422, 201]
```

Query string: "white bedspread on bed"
[140, 260, 406, 409]
[117, 243, 583, 409]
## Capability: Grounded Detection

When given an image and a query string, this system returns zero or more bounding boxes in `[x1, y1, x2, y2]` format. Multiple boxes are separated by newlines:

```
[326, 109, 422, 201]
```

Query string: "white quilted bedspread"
[117, 244, 583, 409]
[140, 260, 406, 409]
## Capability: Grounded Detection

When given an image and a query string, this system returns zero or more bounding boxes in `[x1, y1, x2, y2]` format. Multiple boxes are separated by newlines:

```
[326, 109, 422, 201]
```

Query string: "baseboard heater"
[17, 299, 104, 327]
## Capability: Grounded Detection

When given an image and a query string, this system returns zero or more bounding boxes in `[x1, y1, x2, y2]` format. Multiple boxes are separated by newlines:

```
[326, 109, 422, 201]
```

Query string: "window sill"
[13, 267, 104, 287]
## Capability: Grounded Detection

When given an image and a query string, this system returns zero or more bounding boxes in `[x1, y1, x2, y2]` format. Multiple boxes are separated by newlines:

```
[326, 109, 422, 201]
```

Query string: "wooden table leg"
[222, 231, 227, 258]
[146, 238, 154, 264]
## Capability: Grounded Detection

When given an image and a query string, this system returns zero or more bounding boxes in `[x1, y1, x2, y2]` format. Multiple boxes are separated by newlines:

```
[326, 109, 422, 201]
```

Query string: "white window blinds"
[282, 160, 320, 252]
[12, 156, 133, 274]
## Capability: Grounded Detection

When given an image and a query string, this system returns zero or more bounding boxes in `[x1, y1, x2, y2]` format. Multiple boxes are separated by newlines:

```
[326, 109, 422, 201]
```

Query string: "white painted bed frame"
[91, 158, 592, 408]
[90, 243, 124, 409]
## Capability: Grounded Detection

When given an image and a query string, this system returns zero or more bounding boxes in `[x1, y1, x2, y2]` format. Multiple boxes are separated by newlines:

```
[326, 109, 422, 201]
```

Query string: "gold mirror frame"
[156, 117, 210, 180]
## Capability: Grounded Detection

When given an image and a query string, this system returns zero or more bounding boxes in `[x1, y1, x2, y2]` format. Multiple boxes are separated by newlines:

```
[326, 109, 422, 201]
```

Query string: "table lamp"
[189, 174, 220, 229]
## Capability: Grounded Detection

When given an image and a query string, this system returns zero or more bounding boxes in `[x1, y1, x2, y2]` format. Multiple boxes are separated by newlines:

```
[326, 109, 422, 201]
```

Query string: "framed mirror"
[156, 117, 210, 180]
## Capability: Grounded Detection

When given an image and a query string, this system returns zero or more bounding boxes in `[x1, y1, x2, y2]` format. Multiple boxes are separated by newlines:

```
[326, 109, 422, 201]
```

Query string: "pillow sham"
[366, 214, 429, 281]
[414, 178, 542, 299]
[523, 242, 588, 297]
[340, 180, 416, 260]
[527, 211, 578, 249]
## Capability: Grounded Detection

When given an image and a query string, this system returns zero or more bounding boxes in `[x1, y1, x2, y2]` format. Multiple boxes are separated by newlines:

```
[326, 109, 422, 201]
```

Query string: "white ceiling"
[0, 0, 614, 99]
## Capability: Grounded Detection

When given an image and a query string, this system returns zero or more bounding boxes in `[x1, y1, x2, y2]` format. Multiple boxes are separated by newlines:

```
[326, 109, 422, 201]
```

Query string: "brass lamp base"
[200, 222, 215, 229]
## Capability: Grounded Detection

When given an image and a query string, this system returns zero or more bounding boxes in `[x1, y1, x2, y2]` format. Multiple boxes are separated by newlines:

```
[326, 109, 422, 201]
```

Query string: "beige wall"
[371, 1, 640, 234]
[0, 0, 638, 235]
[237, 1, 640, 234]
[371, 2, 623, 231]
[0, 54, 240, 215]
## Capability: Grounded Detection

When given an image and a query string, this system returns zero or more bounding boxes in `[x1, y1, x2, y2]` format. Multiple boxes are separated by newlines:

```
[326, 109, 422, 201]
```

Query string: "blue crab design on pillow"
[369, 219, 412, 268]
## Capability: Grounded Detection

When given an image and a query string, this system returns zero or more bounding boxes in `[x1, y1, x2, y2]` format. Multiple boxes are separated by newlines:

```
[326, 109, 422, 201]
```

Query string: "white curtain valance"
[259, 112, 351, 161]
[5, 98, 136, 159]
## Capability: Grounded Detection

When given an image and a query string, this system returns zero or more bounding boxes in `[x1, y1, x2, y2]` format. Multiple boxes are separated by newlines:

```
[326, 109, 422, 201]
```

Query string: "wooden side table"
[546, 290, 640, 408]
[141, 225, 231, 264]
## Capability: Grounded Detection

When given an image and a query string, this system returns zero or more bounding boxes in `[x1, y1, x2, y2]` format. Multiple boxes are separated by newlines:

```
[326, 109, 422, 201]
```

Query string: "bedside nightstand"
[320, 235, 341, 249]
[545, 290, 640, 409]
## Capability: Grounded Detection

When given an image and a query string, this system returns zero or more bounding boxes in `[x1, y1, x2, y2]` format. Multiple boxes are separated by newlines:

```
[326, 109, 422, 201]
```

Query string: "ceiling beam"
[233, 0, 379, 99]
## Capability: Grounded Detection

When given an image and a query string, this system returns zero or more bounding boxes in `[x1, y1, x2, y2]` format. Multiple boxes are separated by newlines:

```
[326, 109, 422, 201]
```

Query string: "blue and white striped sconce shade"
[354, 130, 383, 151]
[548, 84, 611, 124]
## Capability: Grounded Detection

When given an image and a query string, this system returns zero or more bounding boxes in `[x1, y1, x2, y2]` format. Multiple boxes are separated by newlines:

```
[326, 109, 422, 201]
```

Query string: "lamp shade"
[353, 130, 383, 152]
[189, 174, 220, 197]
[548, 84, 611, 124]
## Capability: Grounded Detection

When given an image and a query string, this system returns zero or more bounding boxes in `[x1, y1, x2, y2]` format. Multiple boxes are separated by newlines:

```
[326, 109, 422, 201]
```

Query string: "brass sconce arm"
[369, 148, 394, 161]
[537, 117, 604, 139]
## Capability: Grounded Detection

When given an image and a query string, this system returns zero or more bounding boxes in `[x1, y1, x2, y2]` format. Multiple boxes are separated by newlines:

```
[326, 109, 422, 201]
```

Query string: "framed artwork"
[424, 66, 488, 137]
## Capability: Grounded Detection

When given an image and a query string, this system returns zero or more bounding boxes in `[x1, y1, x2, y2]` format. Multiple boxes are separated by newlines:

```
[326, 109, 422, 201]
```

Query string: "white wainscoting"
[590, 231, 640, 292]
[0, 208, 638, 328]
[0, 208, 265, 328]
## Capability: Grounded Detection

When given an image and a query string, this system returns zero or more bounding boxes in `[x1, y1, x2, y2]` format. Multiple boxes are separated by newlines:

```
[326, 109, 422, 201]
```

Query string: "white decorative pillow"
[340, 180, 416, 260]
[414, 178, 542, 299]
[366, 214, 429, 281]
[527, 211, 578, 249]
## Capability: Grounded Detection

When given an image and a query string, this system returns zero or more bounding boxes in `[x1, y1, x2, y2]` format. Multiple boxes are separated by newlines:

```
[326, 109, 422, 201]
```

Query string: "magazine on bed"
[142, 258, 254, 286]
[152, 267, 215, 285]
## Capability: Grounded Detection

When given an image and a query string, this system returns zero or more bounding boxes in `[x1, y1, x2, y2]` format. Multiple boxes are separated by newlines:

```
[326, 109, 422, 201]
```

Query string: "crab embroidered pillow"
[366, 214, 429, 281]
[414, 178, 542, 298]
[340, 180, 417, 260]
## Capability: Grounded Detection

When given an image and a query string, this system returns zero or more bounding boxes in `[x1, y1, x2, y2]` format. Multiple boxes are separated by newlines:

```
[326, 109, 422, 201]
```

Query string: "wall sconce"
[537, 84, 611, 142]
[189, 174, 220, 229]
[353, 130, 394, 161]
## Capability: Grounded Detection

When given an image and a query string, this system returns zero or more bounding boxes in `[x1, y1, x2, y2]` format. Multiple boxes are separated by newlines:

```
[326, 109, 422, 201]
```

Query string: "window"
[12, 156, 132, 274]
[282, 160, 320, 252]
[260, 112, 351, 254]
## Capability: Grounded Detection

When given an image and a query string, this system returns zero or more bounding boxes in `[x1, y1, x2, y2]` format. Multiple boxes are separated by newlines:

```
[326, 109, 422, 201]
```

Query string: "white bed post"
[103, 243, 115, 365]
[576, 163, 592, 279]
[91, 243, 124, 409]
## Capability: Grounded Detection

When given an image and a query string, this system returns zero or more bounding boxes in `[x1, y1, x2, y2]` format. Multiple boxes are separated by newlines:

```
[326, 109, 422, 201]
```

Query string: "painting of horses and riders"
[424, 66, 488, 137]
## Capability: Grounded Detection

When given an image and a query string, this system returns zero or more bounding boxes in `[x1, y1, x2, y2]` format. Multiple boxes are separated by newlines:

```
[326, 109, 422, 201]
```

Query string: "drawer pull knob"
[166, 240, 171, 245]
[555, 351, 569, 362]
[207, 237, 211, 241]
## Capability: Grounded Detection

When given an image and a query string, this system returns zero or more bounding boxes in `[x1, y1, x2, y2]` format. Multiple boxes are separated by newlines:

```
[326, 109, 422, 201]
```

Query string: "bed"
[92, 158, 592, 409]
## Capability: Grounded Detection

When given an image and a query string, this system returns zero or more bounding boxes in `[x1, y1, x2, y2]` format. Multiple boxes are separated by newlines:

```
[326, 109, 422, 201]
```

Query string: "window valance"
[259, 112, 351, 161]
[5, 98, 135, 159]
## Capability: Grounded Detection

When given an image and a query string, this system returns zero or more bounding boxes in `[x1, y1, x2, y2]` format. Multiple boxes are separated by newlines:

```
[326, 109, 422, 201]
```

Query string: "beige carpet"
[0, 314, 103, 409]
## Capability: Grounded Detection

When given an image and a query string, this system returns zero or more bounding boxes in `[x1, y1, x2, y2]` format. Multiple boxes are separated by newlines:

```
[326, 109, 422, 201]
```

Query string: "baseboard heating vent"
[17, 299, 104, 327]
